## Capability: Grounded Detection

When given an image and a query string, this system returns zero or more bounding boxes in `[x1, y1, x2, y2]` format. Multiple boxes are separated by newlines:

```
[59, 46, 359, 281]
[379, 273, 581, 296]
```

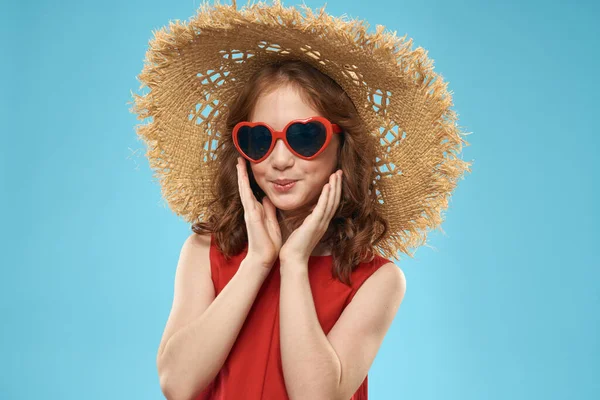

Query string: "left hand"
[279, 169, 343, 264]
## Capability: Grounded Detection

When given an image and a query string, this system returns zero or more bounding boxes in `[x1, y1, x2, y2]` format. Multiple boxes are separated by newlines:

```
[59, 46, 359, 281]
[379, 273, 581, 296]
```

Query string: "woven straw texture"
[130, 0, 473, 261]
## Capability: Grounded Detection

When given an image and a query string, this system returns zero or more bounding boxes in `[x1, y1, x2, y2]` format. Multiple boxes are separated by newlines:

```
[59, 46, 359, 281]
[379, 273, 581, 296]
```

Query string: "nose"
[269, 138, 295, 165]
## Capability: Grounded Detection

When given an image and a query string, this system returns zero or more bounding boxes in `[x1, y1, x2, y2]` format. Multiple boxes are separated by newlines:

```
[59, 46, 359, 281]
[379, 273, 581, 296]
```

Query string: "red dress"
[195, 234, 392, 399]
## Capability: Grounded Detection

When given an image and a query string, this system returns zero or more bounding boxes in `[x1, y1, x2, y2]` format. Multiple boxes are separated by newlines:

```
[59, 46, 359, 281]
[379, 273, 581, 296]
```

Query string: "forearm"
[279, 263, 342, 400]
[159, 258, 270, 400]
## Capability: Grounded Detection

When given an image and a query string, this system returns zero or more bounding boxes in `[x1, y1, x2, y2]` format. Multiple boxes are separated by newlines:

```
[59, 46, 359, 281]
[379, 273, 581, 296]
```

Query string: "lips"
[272, 179, 298, 185]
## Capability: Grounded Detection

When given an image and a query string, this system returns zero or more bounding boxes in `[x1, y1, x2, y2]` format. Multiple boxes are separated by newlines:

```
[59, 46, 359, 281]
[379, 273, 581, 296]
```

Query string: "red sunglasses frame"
[232, 116, 342, 163]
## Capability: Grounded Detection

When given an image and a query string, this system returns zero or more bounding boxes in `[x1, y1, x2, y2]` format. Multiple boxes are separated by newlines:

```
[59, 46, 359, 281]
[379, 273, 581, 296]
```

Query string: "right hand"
[236, 156, 282, 269]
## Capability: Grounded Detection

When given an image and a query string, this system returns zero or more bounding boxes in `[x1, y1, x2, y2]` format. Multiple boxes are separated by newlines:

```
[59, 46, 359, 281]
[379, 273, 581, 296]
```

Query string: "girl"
[131, 1, 471, 399]
[160, 59, 405, 400]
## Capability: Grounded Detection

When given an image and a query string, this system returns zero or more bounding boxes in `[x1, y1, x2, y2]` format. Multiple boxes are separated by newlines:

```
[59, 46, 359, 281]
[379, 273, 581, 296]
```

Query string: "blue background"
[2, 0, 599, 398]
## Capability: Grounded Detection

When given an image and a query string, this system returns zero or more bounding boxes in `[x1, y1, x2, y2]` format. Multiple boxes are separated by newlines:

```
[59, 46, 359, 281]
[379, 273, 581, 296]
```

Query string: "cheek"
[249, 166, 266, 187]
[305, 166, 332, 189]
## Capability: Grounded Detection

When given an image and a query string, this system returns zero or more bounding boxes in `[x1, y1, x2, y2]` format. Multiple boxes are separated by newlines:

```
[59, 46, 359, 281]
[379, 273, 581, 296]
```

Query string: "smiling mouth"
[273, 181, 295, 187]
[272, 181, 297, 191]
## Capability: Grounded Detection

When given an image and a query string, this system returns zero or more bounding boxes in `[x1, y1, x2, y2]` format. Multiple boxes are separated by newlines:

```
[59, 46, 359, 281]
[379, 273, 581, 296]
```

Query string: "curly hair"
[192, 59, 389, 286]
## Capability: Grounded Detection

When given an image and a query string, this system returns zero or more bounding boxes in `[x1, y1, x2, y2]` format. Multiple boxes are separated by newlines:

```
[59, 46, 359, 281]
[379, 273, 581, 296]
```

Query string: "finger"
[236, 161, 242, 201]
[237, 160, 252, 213]
[335, 171, 342, 214]
[236, 161, 245, 206]
[239, 158, 257, 208]
[263, 196, 281, 242]
[263, 196, 277, 226]
[326, 173, 337, 220]
[238, 158, 255, 210]
[314, 181, 330, 222]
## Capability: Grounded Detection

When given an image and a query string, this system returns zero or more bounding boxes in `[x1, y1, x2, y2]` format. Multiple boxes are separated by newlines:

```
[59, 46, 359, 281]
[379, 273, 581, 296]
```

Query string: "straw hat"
[129, 0, 473, 261]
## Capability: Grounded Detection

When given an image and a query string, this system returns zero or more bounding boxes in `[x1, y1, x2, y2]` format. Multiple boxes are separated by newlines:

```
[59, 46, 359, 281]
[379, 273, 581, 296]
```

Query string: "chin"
[270, 198, 302, 211]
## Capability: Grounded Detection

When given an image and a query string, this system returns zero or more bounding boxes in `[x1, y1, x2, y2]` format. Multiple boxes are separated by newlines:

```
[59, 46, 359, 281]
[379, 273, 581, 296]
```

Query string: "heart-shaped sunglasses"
[232, 116, 342, 163]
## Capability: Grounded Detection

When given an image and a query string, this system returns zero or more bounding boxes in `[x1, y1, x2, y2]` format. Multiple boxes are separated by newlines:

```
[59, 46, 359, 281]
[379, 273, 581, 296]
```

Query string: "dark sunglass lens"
[286, 121, 327, 157]
[237, 125, 272, 160]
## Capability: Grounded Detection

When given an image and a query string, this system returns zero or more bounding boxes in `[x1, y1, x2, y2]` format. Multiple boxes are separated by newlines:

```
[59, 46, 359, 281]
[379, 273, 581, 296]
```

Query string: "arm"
[158, 234, 271, 400]
[279, 266, 341, 400]
[279, 260, 406, 400]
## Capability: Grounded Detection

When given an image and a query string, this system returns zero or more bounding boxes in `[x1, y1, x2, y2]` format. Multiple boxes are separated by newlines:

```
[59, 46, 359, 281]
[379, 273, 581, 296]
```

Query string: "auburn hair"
[192, 59, 388, 285]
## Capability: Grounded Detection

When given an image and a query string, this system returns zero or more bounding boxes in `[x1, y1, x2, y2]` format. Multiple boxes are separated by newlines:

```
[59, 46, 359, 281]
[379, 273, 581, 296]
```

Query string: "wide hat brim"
[129, 0, 473, 261]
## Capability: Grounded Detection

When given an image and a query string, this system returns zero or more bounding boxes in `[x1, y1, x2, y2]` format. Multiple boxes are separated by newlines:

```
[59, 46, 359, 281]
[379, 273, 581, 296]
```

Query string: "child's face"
[248, 84, 341, 212]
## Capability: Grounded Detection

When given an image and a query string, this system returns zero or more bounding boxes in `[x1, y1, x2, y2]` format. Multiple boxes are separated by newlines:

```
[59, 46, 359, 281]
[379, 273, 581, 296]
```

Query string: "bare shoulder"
[377, 261, 406, 284]
[175, 232, 212, 276]
[382, 262, 406, 289]
[365, 262, 406, 302]
[176, 232, 214, 291]
[184, 231, 212, 249]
